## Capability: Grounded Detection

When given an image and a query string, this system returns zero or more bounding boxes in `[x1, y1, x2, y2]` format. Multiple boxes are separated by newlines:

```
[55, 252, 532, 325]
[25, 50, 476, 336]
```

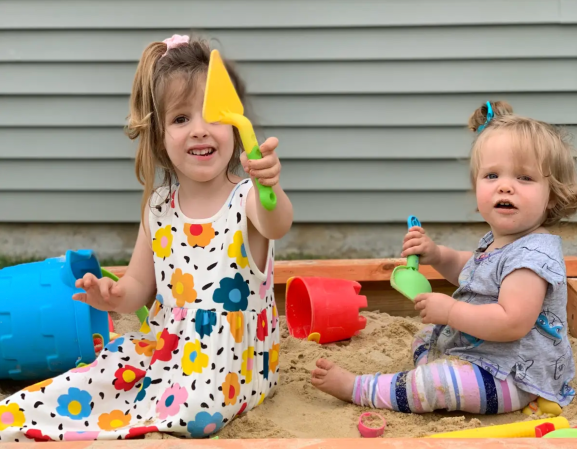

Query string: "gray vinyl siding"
[1, 0, 576, 223]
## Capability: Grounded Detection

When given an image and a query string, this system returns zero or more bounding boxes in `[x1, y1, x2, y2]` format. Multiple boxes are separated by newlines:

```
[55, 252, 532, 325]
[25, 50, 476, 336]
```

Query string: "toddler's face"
[163, 76, 235, 184]
[475, 131, 554, 237]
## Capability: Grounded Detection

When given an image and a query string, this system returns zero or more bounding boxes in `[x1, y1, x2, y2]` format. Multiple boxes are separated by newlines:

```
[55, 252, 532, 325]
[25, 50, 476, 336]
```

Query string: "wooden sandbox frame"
[107, 257, 577, 335]
[10, 257, 577, 448]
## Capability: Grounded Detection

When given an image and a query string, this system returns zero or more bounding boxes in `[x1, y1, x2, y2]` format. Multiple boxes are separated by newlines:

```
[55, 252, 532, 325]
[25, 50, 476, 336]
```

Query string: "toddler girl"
[312, 101, 577, 415]
[0, 35, 293, 440]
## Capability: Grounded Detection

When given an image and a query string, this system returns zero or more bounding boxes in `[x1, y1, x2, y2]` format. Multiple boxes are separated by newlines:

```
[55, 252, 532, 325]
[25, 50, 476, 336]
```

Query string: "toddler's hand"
[401, 225, 441, 265]
[414, 293, 456, 325]
[241, 137, 281, 187]
[72, 273, 125, 312]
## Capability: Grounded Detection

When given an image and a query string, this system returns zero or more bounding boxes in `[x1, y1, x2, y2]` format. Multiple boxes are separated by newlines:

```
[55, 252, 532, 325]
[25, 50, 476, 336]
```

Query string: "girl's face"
[163, 77, 235, 184]
[475, 130, 554, 238]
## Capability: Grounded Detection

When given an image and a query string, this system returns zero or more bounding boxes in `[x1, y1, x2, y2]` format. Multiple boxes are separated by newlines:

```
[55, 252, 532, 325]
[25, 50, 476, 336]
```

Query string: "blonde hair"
[468, 101, 577, 226]
[125, 36, 246, 222]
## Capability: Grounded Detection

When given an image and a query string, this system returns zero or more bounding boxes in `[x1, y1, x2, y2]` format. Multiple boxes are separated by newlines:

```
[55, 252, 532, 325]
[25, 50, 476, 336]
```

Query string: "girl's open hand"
[414, 292, 456, 325]
[401, 226, 441, 265]
[241, 137, 281, 187]
[72, 273, 125, 312]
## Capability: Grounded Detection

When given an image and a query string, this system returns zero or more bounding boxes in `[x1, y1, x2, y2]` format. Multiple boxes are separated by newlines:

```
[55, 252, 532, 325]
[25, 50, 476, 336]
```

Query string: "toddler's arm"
[433, 246, 473, 286]
[448, 268, 546, 341]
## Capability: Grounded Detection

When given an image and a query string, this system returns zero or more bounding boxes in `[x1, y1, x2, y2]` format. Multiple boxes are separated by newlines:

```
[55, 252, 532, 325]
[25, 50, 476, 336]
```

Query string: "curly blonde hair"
[468, 101, 577, 226]
[125, 36, 246, 222]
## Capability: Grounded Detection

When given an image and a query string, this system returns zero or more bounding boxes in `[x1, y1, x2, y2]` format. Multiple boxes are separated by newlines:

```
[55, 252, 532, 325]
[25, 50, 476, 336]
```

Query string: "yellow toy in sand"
[203, 49, 277, 211]
[522, 397, 562, 417]
[426, 416, 569, 438]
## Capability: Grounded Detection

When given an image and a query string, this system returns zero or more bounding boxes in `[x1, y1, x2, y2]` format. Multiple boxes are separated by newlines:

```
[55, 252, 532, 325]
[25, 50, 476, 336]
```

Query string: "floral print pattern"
[272, 305, 279, 330]
[213, 272, 250, 312]
[241, 346, 255, 383]
[173, 307, 187, 321]
[187, 411, 224, 438]
[152, 225, 173, 259]
[127, 426, 159, 439]
[24, 378, 53, 392]
[260, 258, 273, 299]
[257, 309, 269, 341]
[0, 403, 25, 431]
[133, 338, 156, 357]
[270, 343, 280, 374]
[25, 429, 53, 442]
[228, 231, 249, 268]
[63, 431, 100, 441]
[0, 180, 278, 441]
[222, 373, 241, 406]
[135, 377, 152, 402]
[195, 309, 216, 338]
[106, 337, 124, 353]
[182, 340, 209, 375]
[157, 383, 188, 419]
[98, 410, 131, 431]
[227, 311, 244, 343]
[113, 365, 146, 391]
[70, 360, 98, 373]
[56, 388, 92, 420]
[184, 223, 216, 248]
[171, 268, 197, 307]
[151, 329, 179, 364]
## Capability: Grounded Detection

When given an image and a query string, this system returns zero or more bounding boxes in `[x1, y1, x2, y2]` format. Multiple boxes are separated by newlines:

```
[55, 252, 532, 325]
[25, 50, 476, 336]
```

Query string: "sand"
[2, 310, 577, 439]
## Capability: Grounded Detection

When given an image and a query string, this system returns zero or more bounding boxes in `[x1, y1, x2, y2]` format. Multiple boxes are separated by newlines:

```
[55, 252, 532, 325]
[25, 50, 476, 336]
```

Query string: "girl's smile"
[187, 144, 217, 161]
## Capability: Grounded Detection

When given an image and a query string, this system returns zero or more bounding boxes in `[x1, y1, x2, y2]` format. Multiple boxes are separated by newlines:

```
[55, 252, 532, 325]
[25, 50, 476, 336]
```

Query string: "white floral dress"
[0, 179, 280, 441]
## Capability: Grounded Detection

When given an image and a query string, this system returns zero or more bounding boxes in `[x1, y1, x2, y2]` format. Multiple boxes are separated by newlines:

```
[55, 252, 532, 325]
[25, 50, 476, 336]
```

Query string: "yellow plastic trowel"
[203, 49, 277, 211]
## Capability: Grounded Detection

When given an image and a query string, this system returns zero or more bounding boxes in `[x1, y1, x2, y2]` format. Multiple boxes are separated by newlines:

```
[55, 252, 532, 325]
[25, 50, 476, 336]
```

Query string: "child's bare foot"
[311, 358, 356, 402]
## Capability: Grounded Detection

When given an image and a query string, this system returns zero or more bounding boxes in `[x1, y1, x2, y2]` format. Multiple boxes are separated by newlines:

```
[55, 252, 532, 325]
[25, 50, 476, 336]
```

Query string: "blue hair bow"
[477, 101, 494, 133]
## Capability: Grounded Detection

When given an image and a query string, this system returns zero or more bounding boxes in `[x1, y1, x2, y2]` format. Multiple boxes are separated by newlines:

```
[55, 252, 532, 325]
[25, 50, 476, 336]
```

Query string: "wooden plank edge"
[105, 256, 577, 284]
[1, 438, 571, 448]
[566, 279, 577, 338]
[104, 259, 444, 283]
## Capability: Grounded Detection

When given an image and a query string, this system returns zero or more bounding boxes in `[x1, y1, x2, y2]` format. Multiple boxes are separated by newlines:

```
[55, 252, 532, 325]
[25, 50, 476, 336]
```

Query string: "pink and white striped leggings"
[352, 325, 536, 414]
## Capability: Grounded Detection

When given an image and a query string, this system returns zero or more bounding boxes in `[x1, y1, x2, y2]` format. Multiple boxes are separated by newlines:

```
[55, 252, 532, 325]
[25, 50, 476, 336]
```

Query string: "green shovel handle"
[407, 254, 420, 271]
[101, 268, 149, 324]
[248, 147, 277, 211]
[406, 215, 422, 271]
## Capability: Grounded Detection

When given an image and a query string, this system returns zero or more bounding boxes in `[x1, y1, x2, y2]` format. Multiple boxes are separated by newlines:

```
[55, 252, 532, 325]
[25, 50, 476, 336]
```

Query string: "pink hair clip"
[161, 34, 190, 58]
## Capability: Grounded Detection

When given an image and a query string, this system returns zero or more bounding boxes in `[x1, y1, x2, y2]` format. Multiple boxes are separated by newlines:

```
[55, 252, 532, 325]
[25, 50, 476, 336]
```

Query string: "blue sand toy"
[0, 250, 110, 381]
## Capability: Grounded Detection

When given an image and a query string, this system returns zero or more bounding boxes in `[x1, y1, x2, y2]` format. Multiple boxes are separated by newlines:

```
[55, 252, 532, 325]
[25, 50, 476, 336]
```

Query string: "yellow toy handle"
[224, 113, 277, 211]
[426, 416, 569, 438]
[202, 49, 276, 211]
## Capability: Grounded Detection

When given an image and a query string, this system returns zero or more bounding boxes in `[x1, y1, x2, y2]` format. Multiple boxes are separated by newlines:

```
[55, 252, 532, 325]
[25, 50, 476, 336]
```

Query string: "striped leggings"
[353, 325, 536, 414]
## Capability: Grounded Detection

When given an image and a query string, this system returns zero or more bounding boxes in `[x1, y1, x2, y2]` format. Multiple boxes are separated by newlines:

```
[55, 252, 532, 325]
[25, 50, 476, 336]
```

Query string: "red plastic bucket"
[285, 277, 367, 344]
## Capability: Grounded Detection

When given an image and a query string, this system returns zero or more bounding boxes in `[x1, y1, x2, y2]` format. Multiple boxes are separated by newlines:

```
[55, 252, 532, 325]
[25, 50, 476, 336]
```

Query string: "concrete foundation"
[2, 222, 577, 261]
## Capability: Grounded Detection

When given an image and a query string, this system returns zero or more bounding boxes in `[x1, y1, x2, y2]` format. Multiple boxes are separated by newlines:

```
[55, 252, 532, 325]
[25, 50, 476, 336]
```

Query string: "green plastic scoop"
[391, 215, 432, 301]
[101, 268, 149, 324]
[543, 428, 577, 438]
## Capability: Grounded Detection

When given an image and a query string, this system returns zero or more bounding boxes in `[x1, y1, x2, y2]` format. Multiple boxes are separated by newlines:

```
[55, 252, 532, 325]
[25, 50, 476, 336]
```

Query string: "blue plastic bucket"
[0, 249, 109, 380]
